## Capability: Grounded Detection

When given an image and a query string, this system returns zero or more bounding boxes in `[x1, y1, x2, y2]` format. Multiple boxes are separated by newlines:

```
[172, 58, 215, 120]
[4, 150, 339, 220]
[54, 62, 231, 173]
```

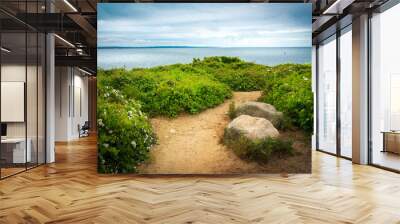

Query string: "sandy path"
[139, 91, 263, 174]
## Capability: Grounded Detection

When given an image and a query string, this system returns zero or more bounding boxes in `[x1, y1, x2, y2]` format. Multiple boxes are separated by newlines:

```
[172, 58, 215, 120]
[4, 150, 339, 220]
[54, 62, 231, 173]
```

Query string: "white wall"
[1, 63, 46, 164]
[55, 67, 89, 141]
[1, 65, 26, 139]
[0, 65, 40, 138]
[55, 66, 70, 141]
[71, 73, 89, 138]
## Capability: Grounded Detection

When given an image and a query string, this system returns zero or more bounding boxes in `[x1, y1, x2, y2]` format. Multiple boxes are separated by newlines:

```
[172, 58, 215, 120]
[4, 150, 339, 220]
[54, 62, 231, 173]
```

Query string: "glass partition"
[370, 3, 400, 171]
[339, 26, 352, 158]
[317, 35, 337, 154]
[0, 2, 46, 179]
[1, 31, 28, 177]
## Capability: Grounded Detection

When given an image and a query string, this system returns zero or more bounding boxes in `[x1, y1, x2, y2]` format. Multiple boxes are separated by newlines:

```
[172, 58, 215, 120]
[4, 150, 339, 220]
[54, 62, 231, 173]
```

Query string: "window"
[370, 3, 400, 171]
[317, 35, 337, 154]
[339, 26, 352, 158]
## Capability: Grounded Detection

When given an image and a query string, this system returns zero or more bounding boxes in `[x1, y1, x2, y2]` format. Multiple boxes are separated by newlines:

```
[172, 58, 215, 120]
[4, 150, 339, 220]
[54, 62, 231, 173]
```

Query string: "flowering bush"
[96, 59, 312, 173]
[97, 85, 156, 173]
[260, 64, 313, 133]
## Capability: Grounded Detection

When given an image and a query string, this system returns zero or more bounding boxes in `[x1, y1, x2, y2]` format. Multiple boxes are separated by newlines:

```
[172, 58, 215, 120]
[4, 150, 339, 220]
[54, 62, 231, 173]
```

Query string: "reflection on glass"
[390, 75, 400, 130]
[318, 36, 337, 154]
[340, 28, 352, 158]
[0, 1, 47, 179]
[1, 32, 27, 177]
[371, 3, 400, 171]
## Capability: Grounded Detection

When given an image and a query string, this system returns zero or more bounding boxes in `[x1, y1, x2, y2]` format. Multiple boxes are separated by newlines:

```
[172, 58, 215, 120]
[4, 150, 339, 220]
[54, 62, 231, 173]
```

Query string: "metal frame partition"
[367, 0, 400, 173]
[0, 1, 48, 180]
[315, 31, 338, 157]
[315, 17, 353, 161]
[336, 26, 341, 159]
[315, 0, 400, 173]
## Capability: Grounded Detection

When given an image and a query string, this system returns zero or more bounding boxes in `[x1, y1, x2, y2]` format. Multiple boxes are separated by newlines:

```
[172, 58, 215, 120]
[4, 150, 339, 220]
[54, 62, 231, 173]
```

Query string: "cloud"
[98, 3, 311, 47]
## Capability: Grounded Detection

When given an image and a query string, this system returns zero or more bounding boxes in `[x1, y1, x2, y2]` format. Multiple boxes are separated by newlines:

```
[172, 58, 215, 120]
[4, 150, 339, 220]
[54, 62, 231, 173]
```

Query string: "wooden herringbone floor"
[1, 136, 400, 224]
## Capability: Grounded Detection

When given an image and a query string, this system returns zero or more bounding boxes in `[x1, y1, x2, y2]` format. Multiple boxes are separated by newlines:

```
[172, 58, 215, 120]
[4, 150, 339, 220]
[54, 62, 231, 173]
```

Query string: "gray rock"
[235, 102, 283, 127]
[226, 115, 279, 141]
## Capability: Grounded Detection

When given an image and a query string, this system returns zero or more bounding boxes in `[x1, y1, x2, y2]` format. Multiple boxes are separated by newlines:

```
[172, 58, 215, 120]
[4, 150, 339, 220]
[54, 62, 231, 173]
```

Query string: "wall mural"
[97, 3, 312, 174]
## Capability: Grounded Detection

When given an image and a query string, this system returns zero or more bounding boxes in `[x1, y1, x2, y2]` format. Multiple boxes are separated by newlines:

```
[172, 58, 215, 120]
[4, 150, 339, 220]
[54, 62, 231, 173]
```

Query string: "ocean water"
[97, 47, 311, 69]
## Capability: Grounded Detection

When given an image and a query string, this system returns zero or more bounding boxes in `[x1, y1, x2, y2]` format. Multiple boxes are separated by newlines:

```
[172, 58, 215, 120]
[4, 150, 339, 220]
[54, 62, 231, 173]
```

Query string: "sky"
[98, 3, 311, 48]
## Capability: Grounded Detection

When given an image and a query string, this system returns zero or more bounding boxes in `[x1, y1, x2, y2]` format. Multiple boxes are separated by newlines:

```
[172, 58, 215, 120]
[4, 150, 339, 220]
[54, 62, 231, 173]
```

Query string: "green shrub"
[223, 129, 293, 163]
[247, 137, 294, 163]
[99, 64, 232, 117]
[96, 58, 312, 172]
[97, 85, 156, 173]
[260, 64, 313, 133]
[228, 101, 236, 120]
[192, 56, 271, 91]
[273, 115, 292, 131]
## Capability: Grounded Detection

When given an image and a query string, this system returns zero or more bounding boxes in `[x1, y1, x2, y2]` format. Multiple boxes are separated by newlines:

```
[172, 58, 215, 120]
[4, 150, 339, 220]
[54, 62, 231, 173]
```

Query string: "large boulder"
[234, 102, 283, 127]
[225, 115, 279, 141]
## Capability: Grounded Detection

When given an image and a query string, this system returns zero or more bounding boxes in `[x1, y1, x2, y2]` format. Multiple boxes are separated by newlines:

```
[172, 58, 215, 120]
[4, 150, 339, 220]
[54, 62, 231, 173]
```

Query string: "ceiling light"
[78, 67, 92, 76]
[63, 0, 78, 12]
[1, 47, 11, 53]
[54, 34, 75, 48]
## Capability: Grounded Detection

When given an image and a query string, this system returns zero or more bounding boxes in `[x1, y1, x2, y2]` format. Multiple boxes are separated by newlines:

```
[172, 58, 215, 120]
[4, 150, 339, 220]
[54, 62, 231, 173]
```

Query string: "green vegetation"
[228, 101, 236, 120]
[98, 65, 232, 117]
[223, 130, 294, 163]
[97, 56, 312, 173]
[97, 85, 156, 173]
[260, 64, 313, 133]
[192, 56, 271, 91]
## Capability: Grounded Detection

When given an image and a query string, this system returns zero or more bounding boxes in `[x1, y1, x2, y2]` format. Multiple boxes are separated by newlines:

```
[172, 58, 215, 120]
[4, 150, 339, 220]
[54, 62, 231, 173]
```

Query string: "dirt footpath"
[139, 91, 264, 174]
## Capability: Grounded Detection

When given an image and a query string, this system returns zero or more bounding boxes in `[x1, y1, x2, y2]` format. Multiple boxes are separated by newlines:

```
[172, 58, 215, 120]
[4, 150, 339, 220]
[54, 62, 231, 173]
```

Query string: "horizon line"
[98, 46, 312, 49]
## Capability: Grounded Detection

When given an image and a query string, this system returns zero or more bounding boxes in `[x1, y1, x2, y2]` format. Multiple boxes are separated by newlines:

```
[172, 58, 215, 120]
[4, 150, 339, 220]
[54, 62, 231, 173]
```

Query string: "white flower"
[108, 130, 113, 134]
[103, 143, 109, 148]
[131, 141, 137, 147]
[127, 111, 133, 118]
[98, 119, 104, 127]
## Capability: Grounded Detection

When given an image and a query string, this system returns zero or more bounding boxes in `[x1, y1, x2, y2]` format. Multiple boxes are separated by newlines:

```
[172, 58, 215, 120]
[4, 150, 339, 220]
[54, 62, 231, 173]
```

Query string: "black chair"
[79, 121, 90, 138]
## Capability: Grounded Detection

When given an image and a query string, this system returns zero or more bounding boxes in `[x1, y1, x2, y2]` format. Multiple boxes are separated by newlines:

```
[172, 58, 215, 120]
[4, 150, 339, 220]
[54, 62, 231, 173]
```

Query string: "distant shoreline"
[98, 46, 312, 49]
[98, 47, 312, 69]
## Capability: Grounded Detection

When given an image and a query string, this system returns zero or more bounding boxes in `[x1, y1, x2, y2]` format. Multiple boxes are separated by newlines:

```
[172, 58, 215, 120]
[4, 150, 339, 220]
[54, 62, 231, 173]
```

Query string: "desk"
[1, 138, 31, 163]
[381, 131, 400, 154]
